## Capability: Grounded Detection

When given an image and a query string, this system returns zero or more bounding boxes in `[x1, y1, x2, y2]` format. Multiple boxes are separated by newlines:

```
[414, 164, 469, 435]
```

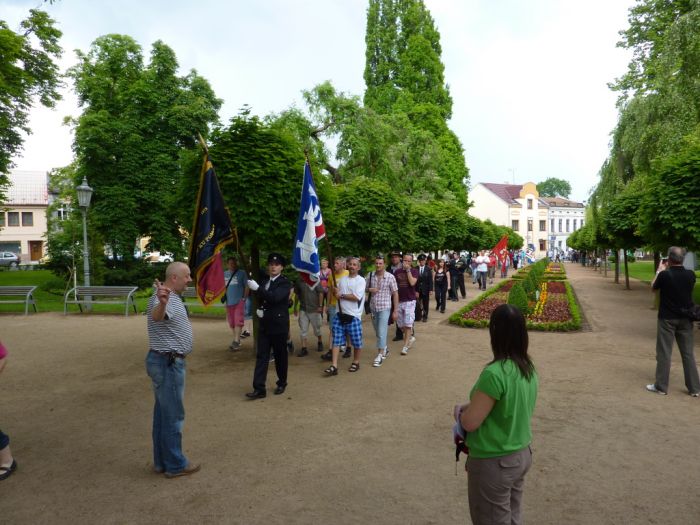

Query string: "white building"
[469, 182, 585, 258]
[541, 197, 585, 254]
[0, 170, 50, 263]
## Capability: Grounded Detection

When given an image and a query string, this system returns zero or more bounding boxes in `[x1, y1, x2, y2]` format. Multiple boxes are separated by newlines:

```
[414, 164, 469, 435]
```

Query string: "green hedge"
[507, 283, 529, 314]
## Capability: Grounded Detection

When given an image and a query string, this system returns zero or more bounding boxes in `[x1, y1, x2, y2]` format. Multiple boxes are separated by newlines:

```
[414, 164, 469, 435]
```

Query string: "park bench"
[181, 286, 226, 314]
[0, 286, 38, 315]
[63, 286, 139, 316]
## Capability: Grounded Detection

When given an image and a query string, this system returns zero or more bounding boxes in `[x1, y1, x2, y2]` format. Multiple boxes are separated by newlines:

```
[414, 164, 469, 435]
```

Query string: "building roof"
[481, 183, 524, 205]
[6, 170, 48, 206]
[541, 196, 585, 208]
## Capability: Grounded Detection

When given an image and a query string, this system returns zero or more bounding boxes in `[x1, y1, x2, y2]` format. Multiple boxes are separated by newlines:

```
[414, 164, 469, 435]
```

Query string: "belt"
[149, 350, 186, 359]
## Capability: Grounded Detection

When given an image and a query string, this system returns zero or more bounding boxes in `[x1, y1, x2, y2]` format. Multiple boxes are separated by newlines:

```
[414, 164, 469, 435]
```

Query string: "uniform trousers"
[253, 331, 288, 392]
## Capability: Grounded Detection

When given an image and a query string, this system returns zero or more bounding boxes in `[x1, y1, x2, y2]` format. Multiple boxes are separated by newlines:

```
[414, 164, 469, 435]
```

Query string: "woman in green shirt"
[457, 304, 538, 525]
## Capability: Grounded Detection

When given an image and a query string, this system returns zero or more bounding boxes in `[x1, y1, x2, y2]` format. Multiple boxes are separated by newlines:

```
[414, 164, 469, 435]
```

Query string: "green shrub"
[39, 276, 70, 295]
[507, 283, 529, 314]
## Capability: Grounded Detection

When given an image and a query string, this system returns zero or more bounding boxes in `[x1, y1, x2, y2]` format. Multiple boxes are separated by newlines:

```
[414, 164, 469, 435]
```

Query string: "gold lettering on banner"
[197, 225, 216, 250]
[200, 207, 208, 215]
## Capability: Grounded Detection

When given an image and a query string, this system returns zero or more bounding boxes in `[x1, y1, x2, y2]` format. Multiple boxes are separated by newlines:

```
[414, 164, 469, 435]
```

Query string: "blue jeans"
[371, 308, 391, 350]
[145, 351, 188, 473]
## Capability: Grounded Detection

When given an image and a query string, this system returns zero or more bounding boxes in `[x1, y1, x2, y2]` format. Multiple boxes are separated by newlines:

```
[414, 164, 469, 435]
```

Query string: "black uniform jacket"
[257, 274, 292, 336]
[417, 266, 433, 294]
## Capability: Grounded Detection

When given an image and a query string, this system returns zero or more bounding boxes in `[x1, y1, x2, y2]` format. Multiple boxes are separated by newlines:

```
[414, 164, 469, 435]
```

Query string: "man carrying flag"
[188, 154, 235, 306]
[492, 234, 510, 279]
[292, 160, 326, 287]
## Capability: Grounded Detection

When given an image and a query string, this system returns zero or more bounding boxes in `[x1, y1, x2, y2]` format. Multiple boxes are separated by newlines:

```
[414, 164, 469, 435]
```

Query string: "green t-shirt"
[466, 359, 538, 459]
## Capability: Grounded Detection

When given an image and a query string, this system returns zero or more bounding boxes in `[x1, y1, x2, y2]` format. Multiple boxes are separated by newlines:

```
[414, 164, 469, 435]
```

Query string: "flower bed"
[449, 264, 581, 331]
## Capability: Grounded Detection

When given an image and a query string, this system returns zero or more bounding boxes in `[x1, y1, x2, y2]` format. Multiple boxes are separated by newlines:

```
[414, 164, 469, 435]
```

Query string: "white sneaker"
[407, 336, 416, 349]
[382, 347, 389, 358]
[645, 384, 667, 395]
[401, 346, 409, 355]
[373, 354, 384, 367]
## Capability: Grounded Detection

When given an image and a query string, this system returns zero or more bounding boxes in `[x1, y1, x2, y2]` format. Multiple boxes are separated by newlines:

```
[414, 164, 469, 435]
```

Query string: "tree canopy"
[536, 177, 571, 198]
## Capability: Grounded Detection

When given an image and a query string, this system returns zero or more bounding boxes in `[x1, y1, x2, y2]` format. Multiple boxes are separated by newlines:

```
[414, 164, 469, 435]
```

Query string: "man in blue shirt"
[223, 256, 248, 351]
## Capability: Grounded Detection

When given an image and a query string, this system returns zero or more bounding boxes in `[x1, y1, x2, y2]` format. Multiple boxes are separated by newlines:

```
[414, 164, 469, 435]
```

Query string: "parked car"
[0, 252, 19, 268]
[144, 252, 174, 264]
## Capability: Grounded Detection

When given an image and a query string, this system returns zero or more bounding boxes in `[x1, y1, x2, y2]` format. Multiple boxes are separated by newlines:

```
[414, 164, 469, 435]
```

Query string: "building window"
[0, 213, 4, 227]
[527, 219, 533, 232]
[56, 206, 68, 221]
[21, 212, 33, 226]
[511, 220, 519, 231]
[566, 219, 570, 232]
[558, 218, 562, 232]
[527, 199, 533, 210]
[539, 239, 546, 251]
[7, 212, 19, 227]
[573, 219, 577, 230]
[581, 219, 584, 227]
[551, 218, 554, 232]
[558, 240, 563, 249]
[539, 220, 546, 231]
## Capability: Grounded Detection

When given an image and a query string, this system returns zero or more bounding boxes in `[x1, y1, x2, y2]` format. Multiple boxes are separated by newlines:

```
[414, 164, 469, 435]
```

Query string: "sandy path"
[0, 263, 698, 524]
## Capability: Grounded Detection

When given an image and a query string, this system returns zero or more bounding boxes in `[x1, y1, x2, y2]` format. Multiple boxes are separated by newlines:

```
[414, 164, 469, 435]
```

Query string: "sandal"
[0, 459, 17, 481]
[324, 365, 338, 376]
[348, 362, 360, 372]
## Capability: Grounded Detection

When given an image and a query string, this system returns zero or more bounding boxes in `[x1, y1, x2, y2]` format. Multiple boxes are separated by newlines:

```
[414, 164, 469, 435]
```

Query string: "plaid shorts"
[397, 300, 416, 328]
[331, 315, 363, 349]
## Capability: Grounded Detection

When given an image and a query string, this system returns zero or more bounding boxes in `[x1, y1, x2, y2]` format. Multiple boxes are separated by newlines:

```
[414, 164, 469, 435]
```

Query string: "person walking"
[293, 278, 324, 357]
[646, 247, 700, 397]
[415, 254, 433, 322]
[455, 304, 538, 525]
[394, 253, 418, 355]
[434, 259, 450, 313]
[366, 255, 399, 367]
[223, 256, 248, 351]
[146, 262, 200, 478]
[475, 251, 489, 291]
[0, 340, 17, 481]
[246, 253, 293, 399]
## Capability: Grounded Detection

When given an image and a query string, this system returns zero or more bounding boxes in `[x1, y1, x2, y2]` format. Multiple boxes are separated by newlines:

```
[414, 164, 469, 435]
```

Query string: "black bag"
[364, 272, 373, 315]
[681, 304, 700, 322]
[339, 312, 355, 324]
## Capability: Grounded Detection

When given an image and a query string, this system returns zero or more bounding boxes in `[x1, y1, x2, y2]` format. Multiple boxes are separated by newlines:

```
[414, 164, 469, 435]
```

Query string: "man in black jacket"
[646, 246, 700, 397]
[246, 253, 292, 399]
[415, 254, 433, 322]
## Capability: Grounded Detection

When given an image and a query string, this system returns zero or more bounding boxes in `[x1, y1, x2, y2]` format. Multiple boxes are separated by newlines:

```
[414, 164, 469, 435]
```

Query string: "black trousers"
[415, 292, 430, 320]
[449, 274, 459, 300]
[435, 283, 447, 312]
[456, 273, 466, 298]
[253, 331, 288, 392]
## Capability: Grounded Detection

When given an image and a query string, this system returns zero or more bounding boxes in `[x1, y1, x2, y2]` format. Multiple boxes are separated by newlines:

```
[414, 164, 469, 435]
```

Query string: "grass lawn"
[0, 268, 225, 316]
[622, 261, 700, 303]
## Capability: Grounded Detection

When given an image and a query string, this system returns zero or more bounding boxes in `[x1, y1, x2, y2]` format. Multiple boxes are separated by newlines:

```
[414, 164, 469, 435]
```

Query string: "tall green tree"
[68, 35, 221, 258]
[0, 8, 62, 202]
[536, 177, 572, 198]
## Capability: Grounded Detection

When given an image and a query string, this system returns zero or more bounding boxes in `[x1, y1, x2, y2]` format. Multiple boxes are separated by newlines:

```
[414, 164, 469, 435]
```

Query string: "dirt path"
[1, 264, 698, 524]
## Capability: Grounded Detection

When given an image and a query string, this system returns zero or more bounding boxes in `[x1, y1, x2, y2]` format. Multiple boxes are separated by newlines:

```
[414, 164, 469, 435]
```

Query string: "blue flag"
[292, 161, 326, 287]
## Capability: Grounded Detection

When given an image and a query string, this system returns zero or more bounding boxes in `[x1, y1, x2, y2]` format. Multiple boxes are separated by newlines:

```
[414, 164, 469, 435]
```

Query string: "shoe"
[297, 347, 308, 357]
[269, 354, 275, 363]
[274, 385, 286, 395]
[321, 350, 332, 361]
[382, 347, 389, 358]
[241, 329, 251, 338]
[287, 341, 294, 354]
[153, 465, 165, 474]
[690, 392, 700, 397]
[348, 362, 360, 372]
[645, 384, 667, 395]
[440, 309, 445, 313]
[164, 462, 201, 479]
[407, 336, 416, 349]
[373, 354, 384, 367]
[392, 335, 403, 342]
[421, 317, 427, 322]
[246, 390, 267, 399]
[229, 340, 241, 351]
[0, 459, 17, 481]
[317, 341, 324, 352]
[342, 347, 352, 359]
[324, 365, 338, 376]
[401, 346, 409, 355]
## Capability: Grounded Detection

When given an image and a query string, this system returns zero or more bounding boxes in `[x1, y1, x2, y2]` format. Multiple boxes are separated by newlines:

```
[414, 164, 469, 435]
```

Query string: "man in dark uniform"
[245, 253, 292, 399]
[415, 254, 433, 322]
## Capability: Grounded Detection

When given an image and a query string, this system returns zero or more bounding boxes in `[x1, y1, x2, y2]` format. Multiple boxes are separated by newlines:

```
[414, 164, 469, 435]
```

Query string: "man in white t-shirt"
[475, 250, 489, 291]
[324, 257, 366, 375]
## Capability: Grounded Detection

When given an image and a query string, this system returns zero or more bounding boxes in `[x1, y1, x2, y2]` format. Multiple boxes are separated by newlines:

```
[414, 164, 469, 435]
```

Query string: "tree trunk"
[653, 251, 660, 272]
[624, 250, 630, 290]
[603, 249, 608, 278]
[614, 249, 620, 284]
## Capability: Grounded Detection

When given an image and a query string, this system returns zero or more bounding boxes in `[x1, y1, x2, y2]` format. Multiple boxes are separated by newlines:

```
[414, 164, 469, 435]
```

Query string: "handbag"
[364, 272, 373, 315]
[220, 272, 236, 304]
[681, 304, 700, 322]
[339, 312, 355, 324]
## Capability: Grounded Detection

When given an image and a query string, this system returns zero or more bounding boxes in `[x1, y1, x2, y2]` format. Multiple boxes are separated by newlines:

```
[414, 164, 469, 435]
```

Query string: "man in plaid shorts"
[324, 257, 366, 375]
[394, 253, 418, 355]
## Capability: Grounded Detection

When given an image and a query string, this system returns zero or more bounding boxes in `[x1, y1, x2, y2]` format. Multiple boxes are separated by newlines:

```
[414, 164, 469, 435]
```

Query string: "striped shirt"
[147, 292, 193, 355]
[368, 271, 398, 312]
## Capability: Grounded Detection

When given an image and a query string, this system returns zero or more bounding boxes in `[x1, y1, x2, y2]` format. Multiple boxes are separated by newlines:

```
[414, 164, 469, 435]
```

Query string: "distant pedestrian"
[646, 247, 700, 397]
[434, 259, 450, 313]
[223, 256, 248, 351]
[0, 340, 17, 481]
[293, 279, 324, 357]
[394, 253, 418, 355]
[366, 255, 398, 367]
[416, 254, 433, 322]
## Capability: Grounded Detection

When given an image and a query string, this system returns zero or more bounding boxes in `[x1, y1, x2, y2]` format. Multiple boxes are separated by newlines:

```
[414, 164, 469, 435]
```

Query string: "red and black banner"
[188, 155, 235, 306]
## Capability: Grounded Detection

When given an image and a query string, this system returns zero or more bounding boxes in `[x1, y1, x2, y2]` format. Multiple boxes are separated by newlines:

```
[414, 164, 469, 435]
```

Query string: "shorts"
[226, 301, 245, 328]
[298, 310, 322, 338]
[397, 301, 416, 329]
[331, 315, 363, 349]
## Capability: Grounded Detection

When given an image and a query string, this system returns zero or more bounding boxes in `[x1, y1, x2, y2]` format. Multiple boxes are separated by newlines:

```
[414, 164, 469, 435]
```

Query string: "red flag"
[492, 235, 509, 255]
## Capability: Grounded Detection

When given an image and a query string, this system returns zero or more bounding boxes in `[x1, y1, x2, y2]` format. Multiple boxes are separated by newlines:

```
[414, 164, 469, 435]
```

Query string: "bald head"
[668, 246, 685, 265]
[165, 262, 192, 293]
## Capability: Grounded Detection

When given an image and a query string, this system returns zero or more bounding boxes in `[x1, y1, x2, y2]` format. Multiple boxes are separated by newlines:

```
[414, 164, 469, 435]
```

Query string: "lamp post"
[76, 177, 93, 309]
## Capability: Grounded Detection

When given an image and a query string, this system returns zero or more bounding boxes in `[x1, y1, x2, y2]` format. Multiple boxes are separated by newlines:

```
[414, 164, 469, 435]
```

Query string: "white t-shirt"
[476, 256, 488, 272]
[337, 274, 366, 319]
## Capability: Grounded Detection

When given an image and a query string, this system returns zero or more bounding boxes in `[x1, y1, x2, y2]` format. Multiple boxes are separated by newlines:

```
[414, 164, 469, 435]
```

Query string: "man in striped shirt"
[146, 262, 200, 478]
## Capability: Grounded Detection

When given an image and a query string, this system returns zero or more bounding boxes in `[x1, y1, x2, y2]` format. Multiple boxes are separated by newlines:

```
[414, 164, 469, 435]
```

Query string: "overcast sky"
[5, 0, 633, 202]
